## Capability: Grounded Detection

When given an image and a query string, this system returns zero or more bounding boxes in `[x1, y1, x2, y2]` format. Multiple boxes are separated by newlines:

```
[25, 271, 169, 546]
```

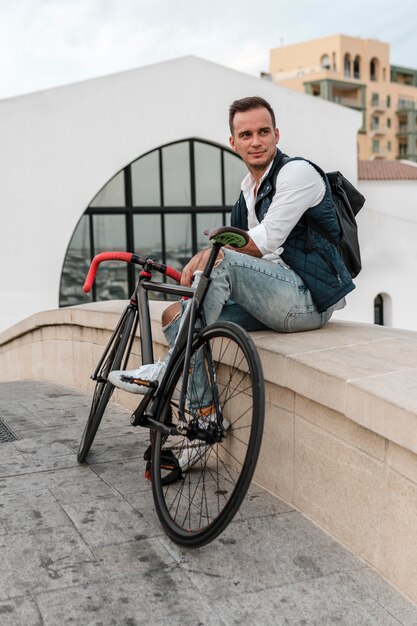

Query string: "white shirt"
[242, 158, 325, 262]
[241, 156, 345, 311]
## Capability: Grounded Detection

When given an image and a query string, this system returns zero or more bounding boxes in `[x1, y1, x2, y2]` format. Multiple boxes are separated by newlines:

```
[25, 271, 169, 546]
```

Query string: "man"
[110, 96, 354, 394]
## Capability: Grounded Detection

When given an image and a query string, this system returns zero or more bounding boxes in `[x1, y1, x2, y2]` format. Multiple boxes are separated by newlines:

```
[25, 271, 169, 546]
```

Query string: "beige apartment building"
[269, 34, 417, 161]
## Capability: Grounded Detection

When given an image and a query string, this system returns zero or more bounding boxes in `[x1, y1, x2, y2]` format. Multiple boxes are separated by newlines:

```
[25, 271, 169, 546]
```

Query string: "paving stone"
[235, 485, 294, 520]
[160, 511, 364, 598]
[0, 596, 43, 626]
[0, 526, 102, 600]
[59, 490, 163, 548]
[13, 439, 75, 458]
[0, 486, 71, 536]
[0, 445, 78, 478]
[35, 571, 222, 626]
[95, 536, 178, 577]
[15, 424, 86, 449]
[348, 567, 417, 625]
[80, 433, 148, 464]
[90, 458, 155, 498]
[213, 571, 408, 625]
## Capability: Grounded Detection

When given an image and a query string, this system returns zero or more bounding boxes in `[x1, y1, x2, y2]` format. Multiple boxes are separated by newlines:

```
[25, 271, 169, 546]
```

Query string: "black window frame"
[59, 138, 245, 306]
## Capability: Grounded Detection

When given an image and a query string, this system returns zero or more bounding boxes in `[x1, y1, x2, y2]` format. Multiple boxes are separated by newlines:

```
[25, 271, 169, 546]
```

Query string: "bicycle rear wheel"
[151, 321, 264, 547]
[77, 306, 137, 463]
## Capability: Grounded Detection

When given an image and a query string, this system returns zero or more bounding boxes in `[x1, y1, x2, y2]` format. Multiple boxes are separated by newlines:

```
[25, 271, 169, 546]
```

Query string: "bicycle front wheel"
[151, 321, 265, 547]
[77, 306, 137, 463]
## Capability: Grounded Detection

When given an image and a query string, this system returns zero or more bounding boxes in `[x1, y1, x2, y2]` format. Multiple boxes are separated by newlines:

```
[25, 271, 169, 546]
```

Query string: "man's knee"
[162, 302, 182, 327]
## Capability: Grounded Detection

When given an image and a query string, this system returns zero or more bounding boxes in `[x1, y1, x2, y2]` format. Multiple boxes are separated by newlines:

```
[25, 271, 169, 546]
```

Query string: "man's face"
[229, 107, 279, 172]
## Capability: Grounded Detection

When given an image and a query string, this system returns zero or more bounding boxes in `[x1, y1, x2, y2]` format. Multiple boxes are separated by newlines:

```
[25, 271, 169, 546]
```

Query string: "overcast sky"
[1, 0, 417, 100]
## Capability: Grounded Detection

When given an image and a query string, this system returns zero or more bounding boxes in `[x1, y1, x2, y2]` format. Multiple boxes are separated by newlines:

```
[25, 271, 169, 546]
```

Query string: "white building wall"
[334, 179, 417, 330]
[0, 56, 360, 332]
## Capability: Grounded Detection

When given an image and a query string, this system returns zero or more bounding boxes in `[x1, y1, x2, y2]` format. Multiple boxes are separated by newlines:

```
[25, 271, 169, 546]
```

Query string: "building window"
[374, 295, 384, 325]
[387, 141, 392, 152]
[320, 54, 331, 70]
[387, 95, 391, 107]
[371, 115, 379, 130]
[374, 293, 392, 326]
[344, 54, 351, 78]
[59, 139, 246, 306]
[353, 55, 361, 79]
[387, 117, 391, 128]
[371, 92, 379, 106]
[372, 139, 380, 153]
[370, 58, 379, 81]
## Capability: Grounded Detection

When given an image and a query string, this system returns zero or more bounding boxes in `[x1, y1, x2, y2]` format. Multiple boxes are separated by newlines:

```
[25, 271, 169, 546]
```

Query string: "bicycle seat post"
[201, 241, 223, 279]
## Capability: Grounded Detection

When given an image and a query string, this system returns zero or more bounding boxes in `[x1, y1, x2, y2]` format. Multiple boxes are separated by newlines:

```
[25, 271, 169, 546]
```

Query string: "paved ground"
[1, 380, 417, 626]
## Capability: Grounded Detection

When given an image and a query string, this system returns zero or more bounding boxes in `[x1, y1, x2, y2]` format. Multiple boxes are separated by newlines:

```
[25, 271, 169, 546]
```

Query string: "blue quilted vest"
[231, 150, 355, 312]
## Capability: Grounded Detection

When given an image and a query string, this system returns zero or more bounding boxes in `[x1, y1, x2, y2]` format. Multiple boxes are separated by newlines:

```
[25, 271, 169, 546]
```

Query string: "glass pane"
[164, 213, 192, 273]
[93, 214, 128, 300]
[133, 214, 162, 259]
[224, 151, 246, 205]
[60, 215, 92, 307]
[131, 151, 161, 206]
[90, 171, 125, 207]
[162, 143, 191, 206]
[196, 213, 223, 249]
[194, 142, 222, 205]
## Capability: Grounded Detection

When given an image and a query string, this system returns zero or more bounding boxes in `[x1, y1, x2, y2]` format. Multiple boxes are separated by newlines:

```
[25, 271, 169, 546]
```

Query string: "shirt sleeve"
[248, 160, 325, 256]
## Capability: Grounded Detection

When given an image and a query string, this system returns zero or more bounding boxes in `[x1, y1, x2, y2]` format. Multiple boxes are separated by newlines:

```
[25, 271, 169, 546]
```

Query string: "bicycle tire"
[151, 321, 264, 547]
[77, 306, 137, 463]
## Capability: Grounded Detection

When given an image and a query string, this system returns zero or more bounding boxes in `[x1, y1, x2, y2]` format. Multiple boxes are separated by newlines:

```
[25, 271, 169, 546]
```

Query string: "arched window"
[353, 55, 361, 79]
[374, 294, 384, 325]
[344, 54, 351, 78]
[59, 139, 246, 306]
[370, 58, 379, 81]
[320, 54, 331, 70]
[374, 293, 392, 326]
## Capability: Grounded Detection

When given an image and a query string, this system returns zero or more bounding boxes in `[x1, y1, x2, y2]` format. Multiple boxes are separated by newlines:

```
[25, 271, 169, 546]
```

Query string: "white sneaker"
[108, 360, 166, 394]
[178, 407, 229, 472]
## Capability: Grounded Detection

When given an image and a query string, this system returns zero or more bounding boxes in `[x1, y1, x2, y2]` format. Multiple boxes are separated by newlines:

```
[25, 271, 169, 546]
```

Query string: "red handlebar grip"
[83, 252, 133, 292]
[165, 266, 182, 284]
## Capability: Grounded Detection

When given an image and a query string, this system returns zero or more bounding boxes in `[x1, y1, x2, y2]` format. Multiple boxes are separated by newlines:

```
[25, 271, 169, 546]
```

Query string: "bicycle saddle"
[204, 226, 249, 249]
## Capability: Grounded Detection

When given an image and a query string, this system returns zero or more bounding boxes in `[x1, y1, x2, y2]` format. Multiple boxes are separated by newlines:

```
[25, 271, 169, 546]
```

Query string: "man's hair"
[229, 96, 276, 134]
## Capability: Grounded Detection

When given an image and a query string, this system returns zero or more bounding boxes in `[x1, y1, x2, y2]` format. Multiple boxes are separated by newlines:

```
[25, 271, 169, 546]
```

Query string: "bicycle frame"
[128, 242, 224, 434]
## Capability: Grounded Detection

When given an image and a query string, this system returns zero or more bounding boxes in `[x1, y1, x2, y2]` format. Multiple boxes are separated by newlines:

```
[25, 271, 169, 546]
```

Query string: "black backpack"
[277, 155, 365, 279]
[306, 170, 365, 278]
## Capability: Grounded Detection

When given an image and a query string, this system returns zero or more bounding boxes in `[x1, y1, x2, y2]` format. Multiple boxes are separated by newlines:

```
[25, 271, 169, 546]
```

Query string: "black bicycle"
[77, 226, 265, 547]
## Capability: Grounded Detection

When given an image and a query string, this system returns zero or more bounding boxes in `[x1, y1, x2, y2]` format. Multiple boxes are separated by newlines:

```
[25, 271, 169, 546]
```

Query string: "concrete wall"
[0, 56, 360, 333]
[334, 178, 417, 329]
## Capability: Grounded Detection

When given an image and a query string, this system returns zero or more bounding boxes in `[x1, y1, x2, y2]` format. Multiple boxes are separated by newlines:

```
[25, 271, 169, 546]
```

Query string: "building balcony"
[370, 149, 389, 160]
[370, 100, 387, 113]
[396, 100, 416, 113]
[396, 127, 417, 137]
[396, 152, 417, 162]
[369, 125, 388, 137]
[332, 95, 363, 110]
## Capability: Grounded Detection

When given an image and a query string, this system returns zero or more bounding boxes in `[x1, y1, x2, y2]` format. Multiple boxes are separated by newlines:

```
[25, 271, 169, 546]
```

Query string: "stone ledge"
[2, 300, 417, 456]
[2, 301, 417, 603]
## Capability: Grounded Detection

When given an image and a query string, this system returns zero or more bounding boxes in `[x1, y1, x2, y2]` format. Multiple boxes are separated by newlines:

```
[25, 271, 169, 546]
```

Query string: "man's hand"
[180, 236, 262, 287]
[181, 248, 212, 286]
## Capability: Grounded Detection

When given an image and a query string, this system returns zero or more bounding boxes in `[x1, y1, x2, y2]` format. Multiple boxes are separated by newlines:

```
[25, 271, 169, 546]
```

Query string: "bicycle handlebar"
[82, 251, 182, 293]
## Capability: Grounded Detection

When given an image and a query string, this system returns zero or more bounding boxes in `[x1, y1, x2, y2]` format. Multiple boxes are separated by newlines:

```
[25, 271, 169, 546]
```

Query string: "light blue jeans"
[163, 249, 332, 411]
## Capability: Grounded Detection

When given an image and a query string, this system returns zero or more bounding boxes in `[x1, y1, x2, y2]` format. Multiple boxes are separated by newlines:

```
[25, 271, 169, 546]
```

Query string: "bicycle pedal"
[121, 375, 158, 388]
[144, 451, 183, 484]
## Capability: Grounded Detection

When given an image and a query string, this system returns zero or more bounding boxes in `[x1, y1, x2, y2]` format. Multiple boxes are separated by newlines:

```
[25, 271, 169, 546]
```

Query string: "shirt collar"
[241, 155, 276, 193]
